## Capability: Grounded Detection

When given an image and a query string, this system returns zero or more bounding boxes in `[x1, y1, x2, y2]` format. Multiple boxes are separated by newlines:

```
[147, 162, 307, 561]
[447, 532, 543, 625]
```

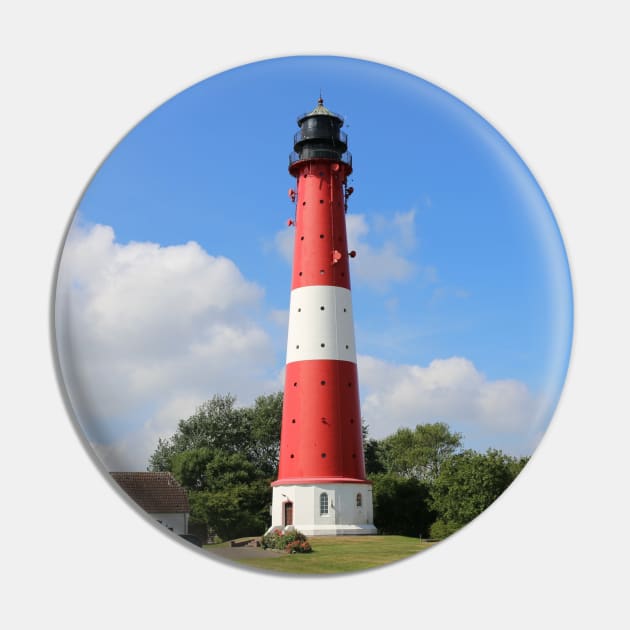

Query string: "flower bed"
[262, 528, 313, 553]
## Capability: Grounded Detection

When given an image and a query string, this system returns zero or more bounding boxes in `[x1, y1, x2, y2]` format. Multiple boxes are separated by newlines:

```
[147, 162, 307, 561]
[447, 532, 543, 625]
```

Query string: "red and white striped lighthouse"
[270, 99, 376, 536]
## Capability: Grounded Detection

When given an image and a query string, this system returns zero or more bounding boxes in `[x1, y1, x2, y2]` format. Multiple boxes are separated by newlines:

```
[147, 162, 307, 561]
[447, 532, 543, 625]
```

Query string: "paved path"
[206, 544, 280, 561]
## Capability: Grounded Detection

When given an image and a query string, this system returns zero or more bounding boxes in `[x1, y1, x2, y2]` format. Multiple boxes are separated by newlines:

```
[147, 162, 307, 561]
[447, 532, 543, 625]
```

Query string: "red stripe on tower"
[269, 98, 376, 536]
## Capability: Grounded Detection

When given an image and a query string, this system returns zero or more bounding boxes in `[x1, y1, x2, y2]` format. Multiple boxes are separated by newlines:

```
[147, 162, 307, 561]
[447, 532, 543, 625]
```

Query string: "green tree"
[244, 392, 283, 477]
[172, 449, 272, 540]
[148, 393, 283, 539]
[188, 483, 270, 541]
[429, 448, 529, 536]
[364, 438, 386, 475]
[371, 473, 434, 537]
[379, 422, 463, 483]
[361, 422, 386, 475]
[202, 451, 262, 492]
[200, 451, 271, 539]
[148, 392, 283, 475]
[171, 447, 216, 490]
[148, 394, 243, 471]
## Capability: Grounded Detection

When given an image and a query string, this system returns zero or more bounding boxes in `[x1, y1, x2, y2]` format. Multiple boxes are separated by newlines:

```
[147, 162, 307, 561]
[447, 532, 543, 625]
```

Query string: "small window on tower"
[320, 492, 329, 515]
[356, 493, 362, 507]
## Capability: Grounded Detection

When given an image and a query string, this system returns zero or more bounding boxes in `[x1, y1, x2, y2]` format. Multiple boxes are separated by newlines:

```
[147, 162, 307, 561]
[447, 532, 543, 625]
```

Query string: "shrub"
[262, 528, 312, 552]
[261, 528, 283, 550]
[286, 539, 312, 554]
[429, 519, 462, 540]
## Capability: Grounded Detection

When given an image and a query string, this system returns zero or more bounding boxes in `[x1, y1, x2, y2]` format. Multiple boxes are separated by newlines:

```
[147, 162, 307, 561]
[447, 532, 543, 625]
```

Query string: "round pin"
[54, 56, 572, 574]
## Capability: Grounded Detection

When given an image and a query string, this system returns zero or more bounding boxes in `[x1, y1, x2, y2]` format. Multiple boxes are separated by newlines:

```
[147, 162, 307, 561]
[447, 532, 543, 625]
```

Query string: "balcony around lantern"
[293, 129, 348, 147]
[289, 150, 352, 169]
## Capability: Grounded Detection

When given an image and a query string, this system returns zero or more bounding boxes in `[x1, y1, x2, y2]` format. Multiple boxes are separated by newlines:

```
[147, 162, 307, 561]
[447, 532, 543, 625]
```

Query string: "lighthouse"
[269, 99, 377, 536]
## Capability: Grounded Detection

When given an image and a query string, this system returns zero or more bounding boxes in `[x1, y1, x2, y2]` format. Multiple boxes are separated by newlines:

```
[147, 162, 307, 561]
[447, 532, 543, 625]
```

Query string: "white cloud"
[358, 355, 543, 445]
[345, 212, 416, 291]
[268, 308, 289, 328]
[392, 209, 417, 250]
[95, 394, 202, 472]
[55, 223, 280, 469]
[274, 227, 294, 265]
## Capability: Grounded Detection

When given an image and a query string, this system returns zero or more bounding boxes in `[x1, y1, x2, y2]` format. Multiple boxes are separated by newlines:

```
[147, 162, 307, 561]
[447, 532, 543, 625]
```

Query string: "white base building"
[269, 482, 377, 536]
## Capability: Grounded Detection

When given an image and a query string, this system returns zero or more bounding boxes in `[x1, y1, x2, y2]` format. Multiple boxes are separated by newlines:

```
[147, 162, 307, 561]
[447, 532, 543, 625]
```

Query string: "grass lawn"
[205, 535, 436, 575]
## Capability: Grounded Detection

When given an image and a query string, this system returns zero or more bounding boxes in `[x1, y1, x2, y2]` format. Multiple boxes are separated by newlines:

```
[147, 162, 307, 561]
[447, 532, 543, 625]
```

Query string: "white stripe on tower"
[285, 285, 357, 364]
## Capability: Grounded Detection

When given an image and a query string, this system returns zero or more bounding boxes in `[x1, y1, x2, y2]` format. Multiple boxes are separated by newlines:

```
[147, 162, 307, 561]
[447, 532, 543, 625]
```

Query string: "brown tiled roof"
[110, 472, 190, 514]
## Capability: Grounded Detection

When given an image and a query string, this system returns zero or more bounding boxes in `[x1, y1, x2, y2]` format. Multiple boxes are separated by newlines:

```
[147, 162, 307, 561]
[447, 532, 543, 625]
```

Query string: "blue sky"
[56, 56, 573, 470]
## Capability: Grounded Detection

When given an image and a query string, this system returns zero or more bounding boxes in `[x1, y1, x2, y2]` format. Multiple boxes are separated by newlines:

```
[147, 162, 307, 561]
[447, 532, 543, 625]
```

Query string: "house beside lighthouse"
[269, 99, 377, 536]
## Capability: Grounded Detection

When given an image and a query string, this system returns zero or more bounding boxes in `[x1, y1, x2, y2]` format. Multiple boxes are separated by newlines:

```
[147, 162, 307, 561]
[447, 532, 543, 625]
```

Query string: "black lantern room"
[289, 98, 352, 173]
